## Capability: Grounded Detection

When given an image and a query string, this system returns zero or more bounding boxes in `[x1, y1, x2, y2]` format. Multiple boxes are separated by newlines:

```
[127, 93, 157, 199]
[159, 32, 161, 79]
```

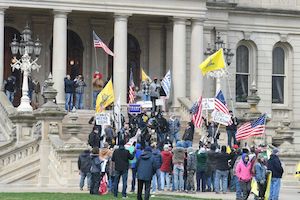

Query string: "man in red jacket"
[160, 144, 172, 191]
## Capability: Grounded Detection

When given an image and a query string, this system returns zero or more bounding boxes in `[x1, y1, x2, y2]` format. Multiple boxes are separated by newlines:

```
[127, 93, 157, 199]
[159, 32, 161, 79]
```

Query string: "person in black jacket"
[214, 145, 234, 194]
[78, 149, 92, 190]
[90, 147, 103, 195]
[88, 127, 101, 148]
[206, 144, 217, 192]
[267, 148, 284, 200]
[112, 140, 134, 198]
[226, 111, 238, 147]
[182, 121, 195, 148]
[64, 75, 75, 111]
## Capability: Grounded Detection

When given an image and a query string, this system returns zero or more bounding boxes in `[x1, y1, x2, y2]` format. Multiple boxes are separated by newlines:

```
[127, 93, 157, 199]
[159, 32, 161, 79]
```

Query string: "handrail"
[178, 97, 193, 122]
[0, 92, 16, 141]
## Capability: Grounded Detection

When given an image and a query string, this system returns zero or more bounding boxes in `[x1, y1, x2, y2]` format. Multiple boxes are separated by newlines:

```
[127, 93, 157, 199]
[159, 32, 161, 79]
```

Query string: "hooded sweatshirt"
[236, 153, 252, 182]
[136, 151, 156, 181]
[160, 150, 173, 172]
[78, 150, 92, 173]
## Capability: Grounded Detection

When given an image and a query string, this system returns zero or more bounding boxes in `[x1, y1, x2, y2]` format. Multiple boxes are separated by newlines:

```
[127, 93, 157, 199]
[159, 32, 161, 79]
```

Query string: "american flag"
[214, 90, 232, 125]
[128, 68, 136, 104]
[236, 114, 267, 141]
[93, 31, 114, 56]
[191, 96, 203, 128]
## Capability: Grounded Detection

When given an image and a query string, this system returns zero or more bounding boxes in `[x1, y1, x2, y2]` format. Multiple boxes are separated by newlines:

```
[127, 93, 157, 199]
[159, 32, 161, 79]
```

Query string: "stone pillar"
[190, 19, 204, 102]
[149, 23, 164, 78]
[52, 10, 69, 107]
[165, 23, 173, 72]
[172, 17, 186, 107]
[113, 14, 129, 105]
[0, 8, 5, 90]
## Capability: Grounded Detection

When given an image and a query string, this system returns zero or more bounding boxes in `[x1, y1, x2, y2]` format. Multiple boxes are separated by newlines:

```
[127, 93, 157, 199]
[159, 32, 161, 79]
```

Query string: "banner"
[128, 104, 142, 114]
[202, 98, 215, 110]
[95, 113, 111, 126]
[212, 110, 231, 126]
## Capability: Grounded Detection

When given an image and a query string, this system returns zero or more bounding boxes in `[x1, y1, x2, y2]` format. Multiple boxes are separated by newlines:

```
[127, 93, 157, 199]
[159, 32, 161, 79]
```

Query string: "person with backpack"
[136, 146, 156, 200]
[236, 153, 253, 200]
[88, 127, 101, 148]
[151, 143, 162, 196]
[90, 147, 103, 195]
[186, 147, 197, 193]
[78, 149, 92, 191]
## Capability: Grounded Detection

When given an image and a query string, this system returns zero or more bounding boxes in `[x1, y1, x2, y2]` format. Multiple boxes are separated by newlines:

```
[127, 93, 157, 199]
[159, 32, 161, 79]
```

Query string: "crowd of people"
[78, 109, 284, 200]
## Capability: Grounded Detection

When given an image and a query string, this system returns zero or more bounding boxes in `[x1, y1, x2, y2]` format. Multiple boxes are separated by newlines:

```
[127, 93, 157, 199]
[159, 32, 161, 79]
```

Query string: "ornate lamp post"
[204, 31, 234, 92]
[10, 24, 42, 112]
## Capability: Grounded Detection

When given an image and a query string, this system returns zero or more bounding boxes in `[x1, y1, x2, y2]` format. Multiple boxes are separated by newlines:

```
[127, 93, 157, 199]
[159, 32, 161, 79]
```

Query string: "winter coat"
[152, 149, 162, 170]
[136, 151, 156, 181]
[127, 146, 137, 168]
[88, 131, 100, 148]
[157, 117, 169, 133]
[64, 78, 75, 93]
[255, 162, 266, 183]
[206, 150, 217, 174]
[215, 152, 233, 171]
[4, 78, 16, 92]
[226, 116, 238, 131]
[182, 122, 195, 141]
[149, 82, 160, 97]
[78, 151, 92, 173]
[112, 145, 134, 171]
[168, 119, 180, 134]
[267, 154, 284, 178]
[90, 154, 102, 173]
[160, 150, 173, 172]
[236, 154, 252, 182]
[75, 79, 86, 94]
[172, 147, 185, 165]
[187, 152, 197, 171]
[99, 148, 112, 160]
[196, 151, 207, 171]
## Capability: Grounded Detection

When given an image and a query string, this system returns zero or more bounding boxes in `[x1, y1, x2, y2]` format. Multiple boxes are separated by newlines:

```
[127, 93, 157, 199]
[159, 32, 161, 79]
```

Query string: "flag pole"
[94, 47, 98, 72]
[226, 76, 235, 114]
[263, 113, 267, 145]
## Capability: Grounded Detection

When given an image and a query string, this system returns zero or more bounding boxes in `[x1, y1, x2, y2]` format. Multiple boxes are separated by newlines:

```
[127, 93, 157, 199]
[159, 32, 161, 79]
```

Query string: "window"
[272, 47, 285, 104]
[236, 45, 249, 102]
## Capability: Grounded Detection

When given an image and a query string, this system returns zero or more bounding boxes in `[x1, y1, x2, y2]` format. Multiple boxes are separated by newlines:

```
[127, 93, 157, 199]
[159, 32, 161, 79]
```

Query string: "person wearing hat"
[92, 71, 104, 109]
[186, 147, 197, 193]
[136, 146, 156, 200]
[267, 148, 284, 200]
[196, 146, 207, 192]
[254, 153, 267, 200]
[74, 74, 87, 109]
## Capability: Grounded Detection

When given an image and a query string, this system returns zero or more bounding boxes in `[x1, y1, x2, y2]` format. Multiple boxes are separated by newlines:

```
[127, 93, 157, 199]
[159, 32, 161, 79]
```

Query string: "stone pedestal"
[272, 119, 294, 153]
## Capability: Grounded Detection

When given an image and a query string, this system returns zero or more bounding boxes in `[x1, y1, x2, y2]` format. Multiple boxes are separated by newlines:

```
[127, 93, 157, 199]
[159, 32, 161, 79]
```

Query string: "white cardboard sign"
[95, 113, 111, 126]
[212, 110, 231, 126]
[202, 98, 215, 110]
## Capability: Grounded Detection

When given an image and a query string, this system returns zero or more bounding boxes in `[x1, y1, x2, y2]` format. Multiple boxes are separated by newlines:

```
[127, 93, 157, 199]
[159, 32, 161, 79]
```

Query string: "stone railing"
[0, 92, 16, 142]
[0, 138, 40, 169]
[178, 97, 193, 122]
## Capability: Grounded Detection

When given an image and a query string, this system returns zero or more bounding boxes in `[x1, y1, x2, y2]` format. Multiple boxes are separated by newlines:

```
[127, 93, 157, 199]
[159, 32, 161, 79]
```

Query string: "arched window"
[236, 45, 249, 102]
[272, 47, 285, 104]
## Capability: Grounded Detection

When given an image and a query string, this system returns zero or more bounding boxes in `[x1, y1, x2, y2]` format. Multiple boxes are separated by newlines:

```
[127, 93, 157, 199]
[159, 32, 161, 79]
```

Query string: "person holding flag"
[95, 79, 114, 113]
[128, 68, 136, 104]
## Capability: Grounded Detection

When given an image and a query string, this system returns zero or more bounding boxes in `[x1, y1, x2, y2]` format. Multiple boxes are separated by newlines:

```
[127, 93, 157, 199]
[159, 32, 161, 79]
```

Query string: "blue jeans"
[114, 170, 128, 197]
[170, 132, 180, 145]
[269, 178, 281, 200]
[80, 171, 91, 189]
[233, 175, 242, 199]
[183, 140, 192, 148]
[196, 170, 206, 192]
[131, 168, 137, 191]
[227, 130, 237, 147]
[173, 164, 184, 191]
[65, 93, 73, 111]
[75, 93, 84, 109]
[215, 169, 229, 193]
[143, 94, 150, 101]
[161, 171, 170, 190]
[5, 90, 14, 103]
[152, 169, 161, 192]
[93, 90, 100, 109]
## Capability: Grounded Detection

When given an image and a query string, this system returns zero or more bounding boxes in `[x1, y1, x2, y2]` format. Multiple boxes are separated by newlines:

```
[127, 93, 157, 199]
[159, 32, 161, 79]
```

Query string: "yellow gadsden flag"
[199, 48, 225, 76]
[95, 79, 114, 113]
[141, 68, 151, 82]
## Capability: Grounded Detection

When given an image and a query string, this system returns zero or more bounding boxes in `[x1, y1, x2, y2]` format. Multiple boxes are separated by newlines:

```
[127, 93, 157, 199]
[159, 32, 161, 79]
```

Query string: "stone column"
[165, 23, 173, 72]
[113, 14, 129, 105]
[190, 19, 204, 102]
[52, 10, 69, 107]
[172, 17, 186, 107]
[0, 8, 5, 90]
[149, 23, 164, 78]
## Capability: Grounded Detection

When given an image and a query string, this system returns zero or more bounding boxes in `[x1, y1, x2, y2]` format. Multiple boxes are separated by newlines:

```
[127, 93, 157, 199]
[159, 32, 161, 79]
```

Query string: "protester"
[206, 144, 217, 192]
[130, 143, 143, 192]
[160, 144, 172, 191]
[136, 146, 156, 200]
[254, 153, 267, 200]
[182, 121, 195, 148]
[149, 77, 160, 112]
[78, 149, 92, 191]
[168, 115, 180, 145]
[104, 125, 115, 147]
[196, 146, 207, 192]
[226, 110, 238, 147]
[64, 75, 75, 111]
[142, 78, 150, 101]
[236, 153, 252, 200]
[186, 147, 197, 193]
[267, 148, 284, 200]
[74, 75, 87, 109]
[4, 75, 16, 103]
[172, 141, 185, 192]
[90, 147, 103, 195]
[92, 71, 104, 109]
[88, 126, 100, 148]
[112, 140, 134, 198]
[151, 143, 162, 196]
